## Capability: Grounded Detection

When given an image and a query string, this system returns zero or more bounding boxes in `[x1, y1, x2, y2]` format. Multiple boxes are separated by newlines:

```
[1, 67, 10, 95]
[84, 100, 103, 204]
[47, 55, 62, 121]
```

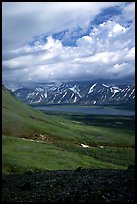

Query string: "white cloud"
[124, 47, 135, 60]
[77, 36, 93, 48]
[3, 55, 35, 68]
[91, 20, 128, 39]
[122, 2, 135, 22]
[2, 2, 135, 88]
[108, 23, 127, 37]
[42, 36, 62, 51]
[113, 63, 128, 70]
[2, 2, 123, 51]
[89, 19, 134, 53]
[3, 34, 135, 84]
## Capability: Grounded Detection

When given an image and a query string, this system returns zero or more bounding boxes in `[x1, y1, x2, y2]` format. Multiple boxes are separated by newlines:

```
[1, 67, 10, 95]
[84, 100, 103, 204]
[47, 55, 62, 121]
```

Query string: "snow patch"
[74, 96, 77, 103]
[69, 85, 82, 98]
[103, 84, 109, 88]
[27, 92, 35, 98]
[129, 89, 135, 97]
[123, 93, 127, 98]
[69, 85, 78, 93]
[114, 89, 120, 94]
[17, 93, 20, 97]
[110, 92, 117, 99]
[99, 146, 104, 149]
[80, 144, 89, 148]
[110, 86, 121, 94]
[62, 92, 67, 99]
[35, 87, 44, 92]
[110, 86, 121, 99]
[121, 89, 125, 92]
[44, 92, 47, 98]
[113, 86, 121, 90]
[52, 94, 57, 102]
[78, 93, 82, 98]
[88, 83, 96, 94]
[70, 93, 74, 100]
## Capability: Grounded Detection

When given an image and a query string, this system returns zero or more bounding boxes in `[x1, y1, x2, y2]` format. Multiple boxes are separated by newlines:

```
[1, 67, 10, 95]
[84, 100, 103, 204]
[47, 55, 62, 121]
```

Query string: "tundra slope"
[2, 85, 135, 202]
[2, 84, 135, 173]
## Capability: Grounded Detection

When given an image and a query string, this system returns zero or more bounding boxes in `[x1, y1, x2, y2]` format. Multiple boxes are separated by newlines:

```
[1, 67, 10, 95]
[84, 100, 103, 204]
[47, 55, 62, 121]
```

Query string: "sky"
[2, 2, 135, 90]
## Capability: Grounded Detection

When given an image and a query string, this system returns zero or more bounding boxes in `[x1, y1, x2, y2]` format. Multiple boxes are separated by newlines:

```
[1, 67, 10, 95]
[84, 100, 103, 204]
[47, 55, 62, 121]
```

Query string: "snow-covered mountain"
[13, 81, 135, 106]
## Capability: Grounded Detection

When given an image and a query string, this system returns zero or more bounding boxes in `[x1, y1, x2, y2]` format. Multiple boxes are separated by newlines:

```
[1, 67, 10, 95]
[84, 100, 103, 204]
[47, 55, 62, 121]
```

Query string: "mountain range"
[13, 81, 135, 106]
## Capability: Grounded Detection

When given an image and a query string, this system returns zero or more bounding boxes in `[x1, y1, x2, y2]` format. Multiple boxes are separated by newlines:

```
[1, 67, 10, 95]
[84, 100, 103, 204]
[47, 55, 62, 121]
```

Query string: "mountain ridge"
[13, 81, 135, 106]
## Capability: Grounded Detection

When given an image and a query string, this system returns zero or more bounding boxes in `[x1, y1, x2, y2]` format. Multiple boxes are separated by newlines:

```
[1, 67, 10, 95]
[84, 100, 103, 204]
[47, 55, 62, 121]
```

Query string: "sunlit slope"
[2, 85, 135, 147]
[3, 135, 134, 173]
[2, 85, 56, 138]
[2, 85, 135, 173]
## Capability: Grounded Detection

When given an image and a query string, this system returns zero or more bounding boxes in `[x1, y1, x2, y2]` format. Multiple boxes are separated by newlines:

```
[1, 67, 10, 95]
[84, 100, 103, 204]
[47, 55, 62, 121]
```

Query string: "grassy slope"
[2, 85, 55, 138]
[2, 85, 135, 173]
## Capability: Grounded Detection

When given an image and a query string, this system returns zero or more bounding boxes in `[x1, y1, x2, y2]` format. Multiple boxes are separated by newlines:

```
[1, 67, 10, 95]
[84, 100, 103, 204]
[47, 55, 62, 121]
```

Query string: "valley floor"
[2, 167, 135, 202]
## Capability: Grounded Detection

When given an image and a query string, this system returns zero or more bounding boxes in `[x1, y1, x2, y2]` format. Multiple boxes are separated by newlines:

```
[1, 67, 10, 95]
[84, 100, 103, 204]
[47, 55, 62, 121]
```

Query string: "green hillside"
[2, 85, 135, 173]
[2, 85, 55, 138]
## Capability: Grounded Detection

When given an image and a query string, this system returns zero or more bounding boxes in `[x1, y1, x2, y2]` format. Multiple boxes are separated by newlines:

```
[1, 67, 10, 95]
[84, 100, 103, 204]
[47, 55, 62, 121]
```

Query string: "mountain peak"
[13, 81, 135, 106]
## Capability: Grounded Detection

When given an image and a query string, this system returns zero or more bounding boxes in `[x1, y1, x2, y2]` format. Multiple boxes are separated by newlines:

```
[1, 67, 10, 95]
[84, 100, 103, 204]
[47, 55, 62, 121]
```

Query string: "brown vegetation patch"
[33, 133, 54, 143]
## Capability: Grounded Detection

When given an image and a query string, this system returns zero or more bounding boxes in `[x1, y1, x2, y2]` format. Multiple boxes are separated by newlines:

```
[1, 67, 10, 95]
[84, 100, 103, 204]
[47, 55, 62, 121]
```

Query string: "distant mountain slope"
[13, 81, 135, 106]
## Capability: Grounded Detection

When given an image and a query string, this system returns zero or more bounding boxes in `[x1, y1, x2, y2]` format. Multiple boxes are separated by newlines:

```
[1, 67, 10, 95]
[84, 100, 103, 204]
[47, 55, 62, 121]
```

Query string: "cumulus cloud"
[2, 2, 135, 89]
[108, 23, 127, 37]
[2, 2, 123, 51]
